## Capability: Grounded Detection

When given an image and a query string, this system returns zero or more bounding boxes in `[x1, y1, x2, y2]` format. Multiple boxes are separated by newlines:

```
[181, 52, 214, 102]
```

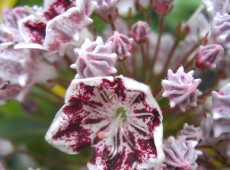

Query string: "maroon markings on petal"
[44, 8, 91, 51]
[52, 103, 91, 152]
[83, 117, 105, 125]
[134, 138, 157, 163]
[106, 149, 136, 170]
[43, 0, 75, 20]
[132, 92, 145, 104]
[100, 78, 126, 101]
[45, 29, 72, 51]
[90, 144, 136, 170]
[134, 106, 161, 132]
[23, 19, 46, 44]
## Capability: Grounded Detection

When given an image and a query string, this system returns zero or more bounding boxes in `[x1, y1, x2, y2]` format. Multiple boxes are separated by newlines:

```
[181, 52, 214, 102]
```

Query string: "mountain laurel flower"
[212, 83, 230, 137]
[195, 44, 224, 70]
[71, 37, 117, 78]
[162, 66, 202, 112]
[19, 0, 93, 53]
[163, 136, 202, 170]
[180, 123, 202, 141]
[45, 75, 164, 170]
[212, 13, 230, 49]
[130, 21, 150, 43]
[107, 31, 133, 60]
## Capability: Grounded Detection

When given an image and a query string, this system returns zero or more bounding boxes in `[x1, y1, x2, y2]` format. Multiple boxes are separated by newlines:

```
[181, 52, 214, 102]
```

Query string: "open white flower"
[46, 75, 164, 170]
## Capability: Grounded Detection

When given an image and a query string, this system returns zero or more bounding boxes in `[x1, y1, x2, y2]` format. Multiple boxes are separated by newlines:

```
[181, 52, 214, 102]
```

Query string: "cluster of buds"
[0, 0, 230, 169]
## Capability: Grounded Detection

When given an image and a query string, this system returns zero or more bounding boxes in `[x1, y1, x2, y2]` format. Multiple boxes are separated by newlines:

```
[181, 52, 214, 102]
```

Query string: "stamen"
[128, 119, 151, 135]
[109, 127, 119, 159]
[128, 93, 140, 105]
[120, 120, 134, 147]
[100, 91, 109, 102]
[107, 114, 122, 159]
[108, 93, 119, 104]
[24, 6, 48, 24]
[83, 105, 111, 118]
[131, 162, 137, 170]
[127, 112, 153, 117]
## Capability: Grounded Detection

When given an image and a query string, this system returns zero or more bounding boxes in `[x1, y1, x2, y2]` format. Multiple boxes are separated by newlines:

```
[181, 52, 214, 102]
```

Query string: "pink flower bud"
[130, 21, 150, 43]
[162, 66, 202, 112]
[164, 136, 202, 170]
[155, 0, 174, 15]
[107, 31, 133, 60]
[195, 44, 224, 70]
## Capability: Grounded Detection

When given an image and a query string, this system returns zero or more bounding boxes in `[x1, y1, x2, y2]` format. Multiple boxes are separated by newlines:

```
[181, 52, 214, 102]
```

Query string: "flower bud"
[130, 21, 150, 43]
[107, 31, 133, 60]
[195, 44, 224, 70]
[155, 0, 174, 15]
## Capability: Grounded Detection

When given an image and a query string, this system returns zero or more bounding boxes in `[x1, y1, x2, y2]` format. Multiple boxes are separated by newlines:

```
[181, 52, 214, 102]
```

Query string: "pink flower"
[164, 136, 202, 170]
[45, 76, 164, 170]
[162, 66, 202, 112]
[195, 44, 224, 70]
[212, 83, 230, 137]
[107, 31, 133, 60]
[71, 37, 117, 78]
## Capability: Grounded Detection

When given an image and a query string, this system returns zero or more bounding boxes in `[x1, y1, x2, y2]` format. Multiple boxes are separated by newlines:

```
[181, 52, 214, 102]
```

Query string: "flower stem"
[148, 17, 165, 83]
[156, 40, 179, 84]
[140, 44, 147, 81]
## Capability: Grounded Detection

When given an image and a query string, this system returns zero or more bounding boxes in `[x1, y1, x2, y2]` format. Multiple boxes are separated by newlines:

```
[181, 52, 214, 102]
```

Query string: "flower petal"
[43, 7, 92, 51]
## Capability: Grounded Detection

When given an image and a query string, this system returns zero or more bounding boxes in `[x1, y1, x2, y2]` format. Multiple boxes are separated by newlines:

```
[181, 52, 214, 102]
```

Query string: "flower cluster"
[0, 0, 230, 169]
